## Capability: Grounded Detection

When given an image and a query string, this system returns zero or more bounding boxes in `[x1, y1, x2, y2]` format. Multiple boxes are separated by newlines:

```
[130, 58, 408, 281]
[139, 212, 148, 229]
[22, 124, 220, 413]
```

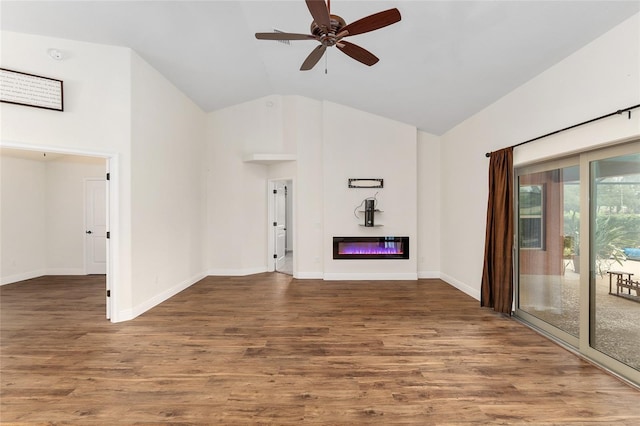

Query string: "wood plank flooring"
[1, 274, 640, 424]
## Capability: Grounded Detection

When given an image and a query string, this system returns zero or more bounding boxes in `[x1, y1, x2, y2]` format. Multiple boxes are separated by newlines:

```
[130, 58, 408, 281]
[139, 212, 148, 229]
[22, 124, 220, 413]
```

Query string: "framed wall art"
[0, 68, 63, 111]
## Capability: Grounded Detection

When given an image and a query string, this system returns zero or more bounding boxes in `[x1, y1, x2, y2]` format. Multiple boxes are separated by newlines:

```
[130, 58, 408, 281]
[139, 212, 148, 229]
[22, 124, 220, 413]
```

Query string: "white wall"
[417, 130, 441, 278]
[205, 96, 283, 275]
[45, 156, 105, 274]
[0, 31, 133, 319]
[322, 102, 418, 280]
[206, 95, 421, 280]
[0, 155, 47, 283]
[440, 13, 640, 300]
[0, 154, 105, 284]
[1, 31, 210, 322]
[129, 52, 207, 317]
[289, 96, 324, 278]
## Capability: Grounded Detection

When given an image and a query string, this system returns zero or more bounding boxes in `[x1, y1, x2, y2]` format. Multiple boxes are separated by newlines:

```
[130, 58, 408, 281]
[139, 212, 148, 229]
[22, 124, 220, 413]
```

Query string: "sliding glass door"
[588, 150, 640, 372]
[516, 140, 640, 385]
[517, 159, 581, 345]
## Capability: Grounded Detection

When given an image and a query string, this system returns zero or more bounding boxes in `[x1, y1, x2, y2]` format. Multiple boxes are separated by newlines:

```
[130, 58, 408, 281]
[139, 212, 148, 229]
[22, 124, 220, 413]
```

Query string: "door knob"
[86, 230, 92, 234]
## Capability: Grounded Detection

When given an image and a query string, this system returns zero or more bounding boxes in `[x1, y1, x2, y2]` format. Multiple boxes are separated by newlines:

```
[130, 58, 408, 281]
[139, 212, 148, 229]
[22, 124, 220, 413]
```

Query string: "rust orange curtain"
[481, 147, 514, 314]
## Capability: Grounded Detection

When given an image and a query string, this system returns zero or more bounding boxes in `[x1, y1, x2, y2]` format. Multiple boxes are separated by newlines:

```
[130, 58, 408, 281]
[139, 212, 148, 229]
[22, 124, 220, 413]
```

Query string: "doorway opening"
[269, 179, 294, 276]
[0, 145, 115, 320]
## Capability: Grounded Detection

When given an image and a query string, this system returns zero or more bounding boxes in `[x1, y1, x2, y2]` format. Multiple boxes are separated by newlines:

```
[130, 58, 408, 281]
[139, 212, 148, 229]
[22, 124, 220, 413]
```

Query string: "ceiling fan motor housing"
[311, 14, 346, 46]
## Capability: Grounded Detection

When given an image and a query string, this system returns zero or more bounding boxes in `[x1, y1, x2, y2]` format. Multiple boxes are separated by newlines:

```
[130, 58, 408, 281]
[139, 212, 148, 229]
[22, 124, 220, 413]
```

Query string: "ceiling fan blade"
[336, 40, 379, 66]
[300, 44, 327, 71]
[255, 32, 316, 41]
[340, 8, 401, 37]
[305, 0, 331, 30]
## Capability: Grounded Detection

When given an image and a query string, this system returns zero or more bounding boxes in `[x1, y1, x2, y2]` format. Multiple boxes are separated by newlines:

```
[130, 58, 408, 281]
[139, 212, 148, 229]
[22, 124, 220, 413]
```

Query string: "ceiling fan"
[255, 0, 401, 71]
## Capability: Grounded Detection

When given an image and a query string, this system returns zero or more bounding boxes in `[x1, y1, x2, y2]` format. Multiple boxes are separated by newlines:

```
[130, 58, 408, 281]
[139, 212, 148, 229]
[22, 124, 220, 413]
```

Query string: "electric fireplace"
[333, 236, 409, 259]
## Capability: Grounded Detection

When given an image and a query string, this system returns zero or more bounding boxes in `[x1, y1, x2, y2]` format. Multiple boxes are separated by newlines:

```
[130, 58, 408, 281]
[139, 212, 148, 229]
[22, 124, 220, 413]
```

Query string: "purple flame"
[338, 242, 404, 255]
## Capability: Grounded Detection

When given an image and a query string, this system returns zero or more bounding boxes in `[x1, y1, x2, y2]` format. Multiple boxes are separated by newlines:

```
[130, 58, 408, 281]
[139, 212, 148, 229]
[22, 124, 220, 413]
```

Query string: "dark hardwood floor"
[1, 274, 639, 424]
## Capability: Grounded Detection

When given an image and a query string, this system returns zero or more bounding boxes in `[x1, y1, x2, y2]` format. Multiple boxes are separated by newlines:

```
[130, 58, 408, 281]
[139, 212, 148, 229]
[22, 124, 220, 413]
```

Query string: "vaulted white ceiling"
[2, 1, 639, 135]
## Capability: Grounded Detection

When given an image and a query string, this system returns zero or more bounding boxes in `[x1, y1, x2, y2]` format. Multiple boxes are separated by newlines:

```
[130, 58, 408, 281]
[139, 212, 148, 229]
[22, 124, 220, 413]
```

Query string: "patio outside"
[521, 257, 640, 371]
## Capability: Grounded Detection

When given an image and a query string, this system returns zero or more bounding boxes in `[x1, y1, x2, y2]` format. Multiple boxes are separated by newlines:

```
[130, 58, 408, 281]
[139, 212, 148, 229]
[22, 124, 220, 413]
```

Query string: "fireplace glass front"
[333, 236, 409, 259]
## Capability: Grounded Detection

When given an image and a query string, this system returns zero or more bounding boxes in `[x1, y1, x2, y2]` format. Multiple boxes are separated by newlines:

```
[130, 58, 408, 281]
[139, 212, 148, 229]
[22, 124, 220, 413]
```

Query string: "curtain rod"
[484, 104, 640, 158]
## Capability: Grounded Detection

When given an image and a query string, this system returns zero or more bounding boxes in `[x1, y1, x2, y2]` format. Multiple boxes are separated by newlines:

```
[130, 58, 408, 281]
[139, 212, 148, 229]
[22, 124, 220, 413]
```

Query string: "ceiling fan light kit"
[255, 0, 401, 71]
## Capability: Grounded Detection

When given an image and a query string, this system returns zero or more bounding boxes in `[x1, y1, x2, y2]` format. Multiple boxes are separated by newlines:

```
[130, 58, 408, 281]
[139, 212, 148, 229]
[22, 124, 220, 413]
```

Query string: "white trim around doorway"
[0, 141, 119, 322]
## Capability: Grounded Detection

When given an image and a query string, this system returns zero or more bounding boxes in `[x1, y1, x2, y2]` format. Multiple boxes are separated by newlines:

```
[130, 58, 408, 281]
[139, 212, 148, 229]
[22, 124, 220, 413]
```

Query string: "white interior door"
[274, 184, 287, 271]
[85, 179, 107, 275]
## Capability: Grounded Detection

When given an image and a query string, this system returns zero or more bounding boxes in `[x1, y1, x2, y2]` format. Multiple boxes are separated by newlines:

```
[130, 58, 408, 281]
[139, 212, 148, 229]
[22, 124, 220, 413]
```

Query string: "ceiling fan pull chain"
[325, 51, 328, 74]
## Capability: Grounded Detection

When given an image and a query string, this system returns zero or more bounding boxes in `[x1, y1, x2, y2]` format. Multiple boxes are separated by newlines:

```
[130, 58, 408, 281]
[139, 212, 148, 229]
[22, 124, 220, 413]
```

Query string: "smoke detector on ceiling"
[47, 48, 64, 60]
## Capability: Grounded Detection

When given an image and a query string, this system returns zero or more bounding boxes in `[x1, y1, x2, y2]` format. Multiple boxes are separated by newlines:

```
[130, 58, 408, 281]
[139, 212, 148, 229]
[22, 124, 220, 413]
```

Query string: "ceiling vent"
[273, 30, 290, 45]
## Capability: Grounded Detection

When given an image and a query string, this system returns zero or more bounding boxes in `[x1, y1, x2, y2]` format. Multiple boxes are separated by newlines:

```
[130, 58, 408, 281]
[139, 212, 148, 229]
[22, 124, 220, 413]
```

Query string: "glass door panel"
[590, 153, 640, 371]
[518, 165, 580, 338]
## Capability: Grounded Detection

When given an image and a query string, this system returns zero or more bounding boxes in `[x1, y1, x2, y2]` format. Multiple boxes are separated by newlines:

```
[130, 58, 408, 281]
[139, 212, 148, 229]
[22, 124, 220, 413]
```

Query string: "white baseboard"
[116, 273, 206, 322]
[417, 271, 440, 279]
[323, 272, 418, 281]
[111, 308, 133, 323]
[46, 268, 85, 276]
[1, 269, 47, 286]
[294, 272, 324, 279]
[2, 268, 95, 286]
[440, 273, 481, 301]
[207, 266, 268, 276]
